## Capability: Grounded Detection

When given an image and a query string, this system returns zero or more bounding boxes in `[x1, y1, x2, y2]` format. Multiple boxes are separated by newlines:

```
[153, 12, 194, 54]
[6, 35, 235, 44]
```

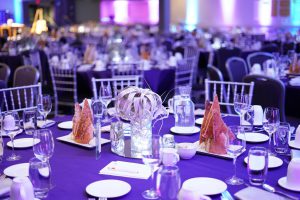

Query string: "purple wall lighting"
[100, 0, 159, 25]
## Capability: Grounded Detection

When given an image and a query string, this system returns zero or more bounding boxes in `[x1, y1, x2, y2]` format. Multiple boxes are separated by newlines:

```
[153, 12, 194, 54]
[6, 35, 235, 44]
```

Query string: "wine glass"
[141, 134, 161, 199]
[37, 95, 52, 127]
[33, 129, 55, 162]
[263, 107, 280, 156]
[99, 84, 112, 123]
[225, 126, 246, 185]
[234, 93, 250, 125]
[2, 111, 21, 161]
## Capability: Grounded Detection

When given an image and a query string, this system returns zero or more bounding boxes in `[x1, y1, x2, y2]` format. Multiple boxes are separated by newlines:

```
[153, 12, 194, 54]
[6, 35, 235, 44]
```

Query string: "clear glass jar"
[174, 86, 195, 131]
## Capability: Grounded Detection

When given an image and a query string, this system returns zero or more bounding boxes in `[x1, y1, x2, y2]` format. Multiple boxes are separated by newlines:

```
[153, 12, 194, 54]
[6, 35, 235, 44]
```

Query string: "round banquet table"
[1, 115, 299, 200]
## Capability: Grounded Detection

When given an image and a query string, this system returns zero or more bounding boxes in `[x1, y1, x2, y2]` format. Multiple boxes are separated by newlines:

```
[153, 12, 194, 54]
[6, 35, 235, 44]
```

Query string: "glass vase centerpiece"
[115, 86, 168, 158]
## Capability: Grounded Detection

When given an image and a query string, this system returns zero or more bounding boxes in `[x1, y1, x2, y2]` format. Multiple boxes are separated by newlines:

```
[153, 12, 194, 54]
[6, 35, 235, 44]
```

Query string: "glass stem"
[10, 136, 15, 156]
[268, 133, 272, 153]
[150, 167, 155, 191]
[233, 157, 237, 178]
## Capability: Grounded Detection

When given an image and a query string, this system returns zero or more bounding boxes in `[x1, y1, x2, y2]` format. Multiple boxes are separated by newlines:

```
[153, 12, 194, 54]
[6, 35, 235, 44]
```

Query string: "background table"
[1, 115, 299, 200]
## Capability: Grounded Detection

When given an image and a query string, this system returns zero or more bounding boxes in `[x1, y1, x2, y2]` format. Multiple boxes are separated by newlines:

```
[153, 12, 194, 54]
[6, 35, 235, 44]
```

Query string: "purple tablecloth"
[1, 115, 299, 200]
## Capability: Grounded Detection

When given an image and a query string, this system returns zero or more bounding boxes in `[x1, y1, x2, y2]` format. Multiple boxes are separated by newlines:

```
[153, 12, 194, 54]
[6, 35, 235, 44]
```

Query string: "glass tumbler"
[23, 109, 37, 135]
[162, 134, 176, 148]
[29, 157, 51, 199]
[247, 147, 268, 186]
[274, 122, 290, 154]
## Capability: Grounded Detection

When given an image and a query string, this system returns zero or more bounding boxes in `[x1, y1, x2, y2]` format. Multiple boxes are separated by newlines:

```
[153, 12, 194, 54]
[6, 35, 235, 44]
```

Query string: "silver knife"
[263, 184, 299, 200]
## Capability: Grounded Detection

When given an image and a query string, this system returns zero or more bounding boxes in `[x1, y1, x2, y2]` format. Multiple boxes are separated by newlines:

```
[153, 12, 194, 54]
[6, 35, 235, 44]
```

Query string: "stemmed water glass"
[234, 93, 250, 125]
[33, 129, 55, 162]
[225, 126, 246, 185]
[3, 112, 21, 161]
[141, 134, 161, 199]
[263, 107, 280, 156]
[37, 95, 52, 127]
[99, 84, 112, 123]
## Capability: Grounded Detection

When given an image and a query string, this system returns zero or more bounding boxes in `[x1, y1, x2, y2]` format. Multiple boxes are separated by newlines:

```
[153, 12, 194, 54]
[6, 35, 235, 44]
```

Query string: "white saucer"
[7, 138, 39, 148]
[289, 140, 300, 149]
[244, 156, 283, 168]
[86, 179, 131, 198]
[4, 163, 29, 177]
[170, 126, 200, 135]
[195, 118, 204, 125]
[37, 120, 56, 128]
[278, 177, 300, 192]
[182, 177, 227, 195]
[57, 121, 73, 130]
[237, 132, 269, 143]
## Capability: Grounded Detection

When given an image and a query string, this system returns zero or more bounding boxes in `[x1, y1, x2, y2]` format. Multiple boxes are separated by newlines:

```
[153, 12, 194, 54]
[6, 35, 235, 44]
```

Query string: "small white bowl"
[177, 143, 197, 159]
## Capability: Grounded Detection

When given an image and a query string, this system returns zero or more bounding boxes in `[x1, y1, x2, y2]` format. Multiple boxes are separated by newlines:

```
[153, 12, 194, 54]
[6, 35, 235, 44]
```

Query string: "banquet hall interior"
[1, 0, 300, 199]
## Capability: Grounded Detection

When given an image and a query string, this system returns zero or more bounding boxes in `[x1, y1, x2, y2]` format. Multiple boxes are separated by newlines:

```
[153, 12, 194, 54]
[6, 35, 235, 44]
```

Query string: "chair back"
[175, 56, 197, 88]
[205, 79, 254, 114]
[111, 61, 144, 88]
[49, 61, 77, 115]
[0, 83, 42, 113]
[247, 52, 274, 71]
[92, 76, 139, 101]
[226, 57, 248, 82]
[0, 63, 11, 84]
[207, 65, 224, 81]
[243, 74, 286, 121]
[215, 47, 241, 80]
[13, 66, 40, 87]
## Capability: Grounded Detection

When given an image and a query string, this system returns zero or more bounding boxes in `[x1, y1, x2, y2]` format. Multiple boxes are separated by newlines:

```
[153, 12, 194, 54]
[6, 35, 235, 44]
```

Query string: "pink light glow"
[100, 0, 159, 24]
[258, 0, 272, 26]
[221, 0, 236, 25]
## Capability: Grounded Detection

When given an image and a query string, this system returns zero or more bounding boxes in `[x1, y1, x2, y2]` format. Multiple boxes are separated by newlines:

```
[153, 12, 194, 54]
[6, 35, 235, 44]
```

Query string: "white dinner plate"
[170, 126, 200, 135]
[56, 133, 110, 148]
[58, 121, 73, 130]
[278, 177, 300, 192]
[7, 138, 39, 148]
[195, 118, 204, 125]
[86, 179, 131, 198]
[194, 141, 245, 159]
[289, 140, 300, 149]
[182, 177, 227, 195]
[0, 129, 23, 137]
[244, 156, 283, 168]
[4, 163, 29, 177]
[237, 132, 269, 143]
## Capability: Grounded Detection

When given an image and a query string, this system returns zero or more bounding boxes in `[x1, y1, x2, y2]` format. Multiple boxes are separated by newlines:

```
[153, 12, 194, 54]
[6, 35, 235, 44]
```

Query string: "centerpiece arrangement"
[115, 86, 168, 157]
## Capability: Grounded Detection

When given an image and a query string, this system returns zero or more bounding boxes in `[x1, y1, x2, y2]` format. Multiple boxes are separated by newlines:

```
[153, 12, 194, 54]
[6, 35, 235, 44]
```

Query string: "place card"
[99, 161, 152, 179]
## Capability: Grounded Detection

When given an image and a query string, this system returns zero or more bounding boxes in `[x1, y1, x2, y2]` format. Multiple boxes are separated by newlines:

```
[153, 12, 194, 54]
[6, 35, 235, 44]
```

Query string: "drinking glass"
[23, 109, 37, 135]
[91, 97, 104, 160]
[0, 134, 3, 163]
[37, 95, 52, 127]
[99, 84, 112, 123]
[142, 134, 161, 199]
[162, 134, 176, 149]
[274, 122, 290, 154]
[225, 126, 246, 185]
[29, 157, 51, 199]
[263, 107, 280, 155]
[33, 129, 55, 162]
[234, 94, 250, 125]
[3, 112, 21, 161]
[247, 147, 268, 186]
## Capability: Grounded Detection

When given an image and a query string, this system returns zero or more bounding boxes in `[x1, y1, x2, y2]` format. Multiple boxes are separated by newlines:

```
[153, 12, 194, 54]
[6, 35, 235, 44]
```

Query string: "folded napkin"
[234, 186, 286, 200]
[72, 99, 94, 144]
[100, 161, 152, 179]
[199, 96, 234, 155]
[289, 77, 300, 86]
[0, 178, 12, 197]
[37, 120, 56, 128]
